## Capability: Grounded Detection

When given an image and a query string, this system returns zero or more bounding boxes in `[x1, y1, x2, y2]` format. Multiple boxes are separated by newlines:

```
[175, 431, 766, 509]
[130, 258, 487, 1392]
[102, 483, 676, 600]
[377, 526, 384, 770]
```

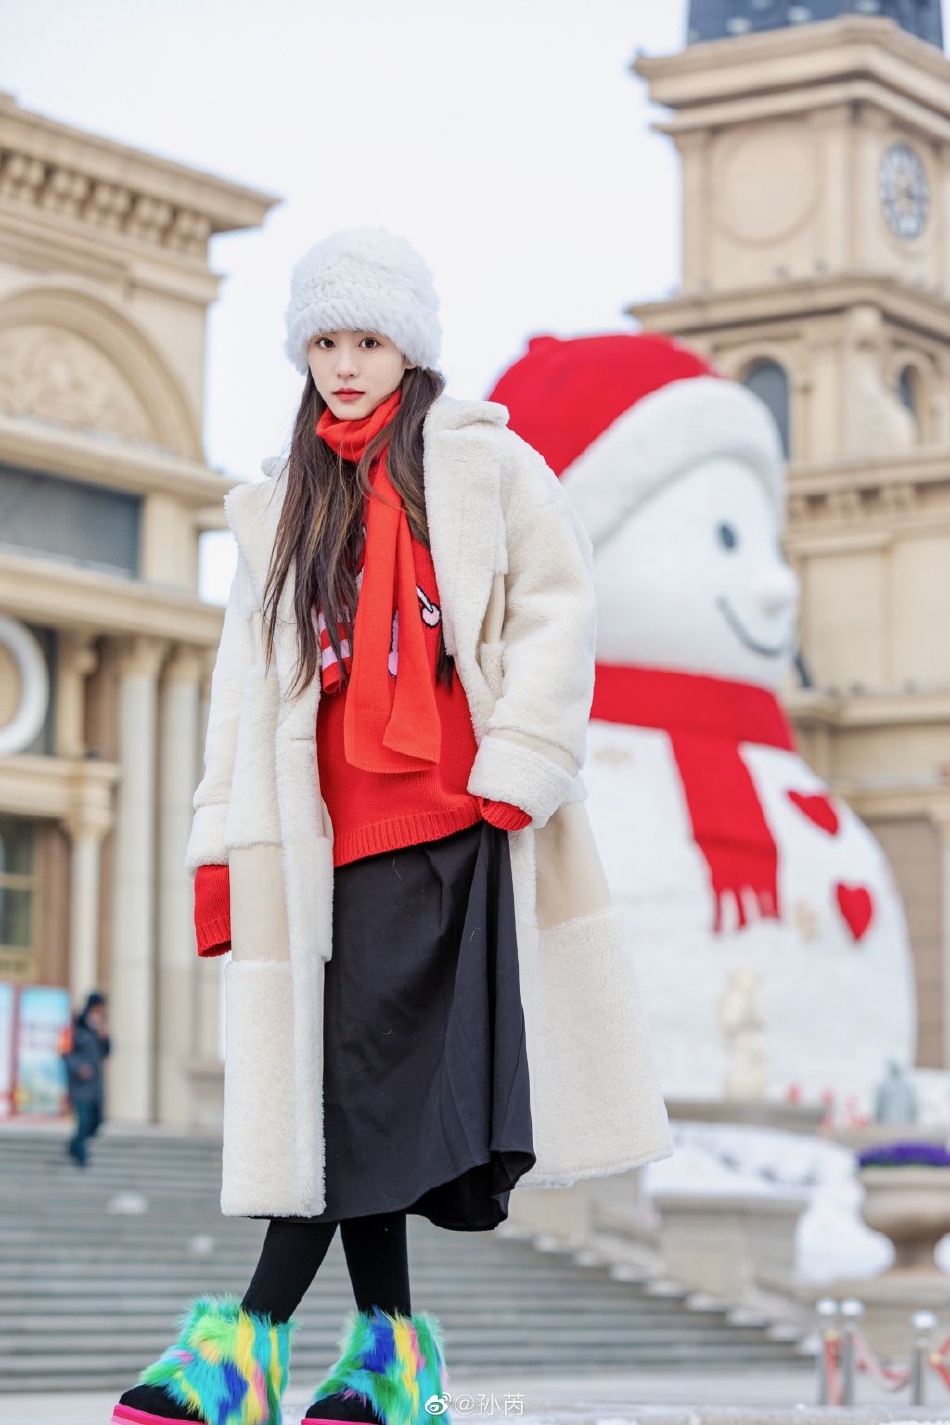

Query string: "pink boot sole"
[110, 1407, 201, 1425]
[109, 1409, 382, 1425]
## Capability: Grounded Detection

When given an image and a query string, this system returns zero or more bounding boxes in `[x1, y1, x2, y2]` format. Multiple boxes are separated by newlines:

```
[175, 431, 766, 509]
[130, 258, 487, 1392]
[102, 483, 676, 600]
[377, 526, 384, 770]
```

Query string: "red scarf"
[315, 388, 441, 773]
[591, 664, 795, 932]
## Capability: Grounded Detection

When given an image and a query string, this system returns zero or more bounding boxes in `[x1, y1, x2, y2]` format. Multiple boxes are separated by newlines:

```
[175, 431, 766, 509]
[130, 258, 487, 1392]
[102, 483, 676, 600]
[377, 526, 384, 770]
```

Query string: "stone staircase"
[0, 1126, 812, 1393]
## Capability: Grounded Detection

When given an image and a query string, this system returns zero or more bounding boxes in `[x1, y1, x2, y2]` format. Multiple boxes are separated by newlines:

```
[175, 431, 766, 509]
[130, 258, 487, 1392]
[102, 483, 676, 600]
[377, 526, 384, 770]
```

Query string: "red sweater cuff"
[477, 796, 532, 831]
[194, 863, 231, 958]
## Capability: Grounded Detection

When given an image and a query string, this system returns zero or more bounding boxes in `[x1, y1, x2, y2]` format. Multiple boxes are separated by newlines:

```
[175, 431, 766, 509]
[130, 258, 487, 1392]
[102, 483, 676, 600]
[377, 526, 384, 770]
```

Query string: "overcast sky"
[2, 1, 690, 597]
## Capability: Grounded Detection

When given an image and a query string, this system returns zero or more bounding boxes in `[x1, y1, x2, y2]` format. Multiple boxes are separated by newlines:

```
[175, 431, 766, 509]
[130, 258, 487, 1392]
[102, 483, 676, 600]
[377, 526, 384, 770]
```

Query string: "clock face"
[879, 142, 930, 241]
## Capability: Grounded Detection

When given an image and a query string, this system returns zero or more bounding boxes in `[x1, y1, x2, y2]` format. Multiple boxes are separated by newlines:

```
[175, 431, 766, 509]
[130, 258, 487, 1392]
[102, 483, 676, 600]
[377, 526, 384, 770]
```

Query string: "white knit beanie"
[284, 226, 442, 376]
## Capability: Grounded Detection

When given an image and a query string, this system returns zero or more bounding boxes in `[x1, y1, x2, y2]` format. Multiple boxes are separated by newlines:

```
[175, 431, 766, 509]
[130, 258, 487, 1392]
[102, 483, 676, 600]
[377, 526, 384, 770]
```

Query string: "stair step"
[0, 1343, 807, 1373]
[0, 1129, 810, 1395]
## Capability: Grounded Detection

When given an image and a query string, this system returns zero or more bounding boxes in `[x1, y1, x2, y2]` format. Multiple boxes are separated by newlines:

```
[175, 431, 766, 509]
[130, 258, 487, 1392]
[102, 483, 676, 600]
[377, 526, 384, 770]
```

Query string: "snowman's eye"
[718, 523, 739, 551]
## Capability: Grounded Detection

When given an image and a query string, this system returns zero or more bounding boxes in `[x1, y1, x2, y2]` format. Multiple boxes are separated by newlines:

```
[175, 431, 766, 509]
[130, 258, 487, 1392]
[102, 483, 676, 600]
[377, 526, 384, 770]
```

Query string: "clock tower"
[633, 13, 950, 460]
[632, 13, 950, 1069]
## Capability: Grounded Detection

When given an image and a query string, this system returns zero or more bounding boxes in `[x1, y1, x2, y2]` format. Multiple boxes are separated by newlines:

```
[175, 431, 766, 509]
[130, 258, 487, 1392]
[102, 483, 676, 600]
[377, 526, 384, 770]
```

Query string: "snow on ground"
[640, 1119, 950, 1282]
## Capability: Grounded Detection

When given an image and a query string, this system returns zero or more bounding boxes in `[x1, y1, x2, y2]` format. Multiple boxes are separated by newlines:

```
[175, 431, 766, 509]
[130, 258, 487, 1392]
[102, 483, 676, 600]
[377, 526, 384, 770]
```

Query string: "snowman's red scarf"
[591, 664, 796, 933]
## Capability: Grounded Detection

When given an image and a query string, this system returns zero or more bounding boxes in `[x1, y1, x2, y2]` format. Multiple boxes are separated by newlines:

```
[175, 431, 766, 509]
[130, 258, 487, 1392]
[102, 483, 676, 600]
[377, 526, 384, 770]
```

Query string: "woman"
[112, 228, 670, 1425]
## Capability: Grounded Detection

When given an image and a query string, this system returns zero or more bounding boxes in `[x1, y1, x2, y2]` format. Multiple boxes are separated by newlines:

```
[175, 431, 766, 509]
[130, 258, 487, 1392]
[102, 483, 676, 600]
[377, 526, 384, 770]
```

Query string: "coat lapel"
[421, 394, 509, 658]
[224, 468, 318, 739]
[224, 393, 511, 672]
[224, 465, 283, 606]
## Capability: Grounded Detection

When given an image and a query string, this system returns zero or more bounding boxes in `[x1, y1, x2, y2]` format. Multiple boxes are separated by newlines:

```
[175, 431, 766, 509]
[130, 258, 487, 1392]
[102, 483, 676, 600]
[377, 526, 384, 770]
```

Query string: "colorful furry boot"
[305, 1307, 451, 1425]
[110, 1294, 296, 1425]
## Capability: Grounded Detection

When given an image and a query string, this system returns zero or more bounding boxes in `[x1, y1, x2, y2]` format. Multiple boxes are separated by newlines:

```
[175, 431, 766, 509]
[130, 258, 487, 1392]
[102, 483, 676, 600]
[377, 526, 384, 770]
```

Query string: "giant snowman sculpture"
[489, 334, 915, 1112]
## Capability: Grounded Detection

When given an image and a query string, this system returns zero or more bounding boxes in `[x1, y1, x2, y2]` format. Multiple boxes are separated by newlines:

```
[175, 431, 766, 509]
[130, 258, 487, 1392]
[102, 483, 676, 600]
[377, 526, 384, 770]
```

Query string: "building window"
[0, 817, 38, 981]
[897, 364, 922, 438]
[743, 359, 791, 458]
[0, 464, 141, 577]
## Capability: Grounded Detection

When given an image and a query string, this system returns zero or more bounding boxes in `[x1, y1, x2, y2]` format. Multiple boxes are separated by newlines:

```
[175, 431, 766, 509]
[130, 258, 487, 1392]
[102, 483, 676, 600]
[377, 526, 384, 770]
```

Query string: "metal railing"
[815, 1297, 943, 1406]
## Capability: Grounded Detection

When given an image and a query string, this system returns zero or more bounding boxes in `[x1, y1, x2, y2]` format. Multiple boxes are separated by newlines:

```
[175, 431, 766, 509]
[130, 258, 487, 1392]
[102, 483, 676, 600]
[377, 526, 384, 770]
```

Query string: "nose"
[334, 344, 359, 379]
[753, 562, 799, 617]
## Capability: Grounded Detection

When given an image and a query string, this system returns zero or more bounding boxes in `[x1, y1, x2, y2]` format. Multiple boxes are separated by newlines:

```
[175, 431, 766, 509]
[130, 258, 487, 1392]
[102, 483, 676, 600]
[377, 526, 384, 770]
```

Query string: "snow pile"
[642, 1120, 906, 1281]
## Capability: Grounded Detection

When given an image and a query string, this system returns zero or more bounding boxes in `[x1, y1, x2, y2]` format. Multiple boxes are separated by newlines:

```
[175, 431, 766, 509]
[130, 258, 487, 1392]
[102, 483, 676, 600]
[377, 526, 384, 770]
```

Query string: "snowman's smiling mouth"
[716, 596, 791, 659]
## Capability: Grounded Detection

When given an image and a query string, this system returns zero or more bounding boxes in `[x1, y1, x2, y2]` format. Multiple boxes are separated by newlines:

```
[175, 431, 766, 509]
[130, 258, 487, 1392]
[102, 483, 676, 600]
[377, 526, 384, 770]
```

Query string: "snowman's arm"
[467, 428, 596, 829]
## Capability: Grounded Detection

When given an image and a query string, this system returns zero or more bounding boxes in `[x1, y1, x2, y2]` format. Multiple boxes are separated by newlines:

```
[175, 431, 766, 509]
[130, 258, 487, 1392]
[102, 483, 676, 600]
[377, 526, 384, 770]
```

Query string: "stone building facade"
[0, 94, 275, 1124]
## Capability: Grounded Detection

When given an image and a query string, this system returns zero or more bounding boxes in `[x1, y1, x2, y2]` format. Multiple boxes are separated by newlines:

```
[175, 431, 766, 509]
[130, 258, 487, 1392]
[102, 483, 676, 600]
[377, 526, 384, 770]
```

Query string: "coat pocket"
[224, 664, 281, 848]
[527, 905, 672, 1183]
[534, 800, 612, 931]
[524, 800, 672, 1185]
[230, 845, 290, 964]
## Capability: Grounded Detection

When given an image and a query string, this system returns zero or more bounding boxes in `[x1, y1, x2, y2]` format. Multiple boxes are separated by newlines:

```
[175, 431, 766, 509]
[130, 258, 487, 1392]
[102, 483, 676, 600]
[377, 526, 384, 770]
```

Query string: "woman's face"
[308, 329, 415, 420]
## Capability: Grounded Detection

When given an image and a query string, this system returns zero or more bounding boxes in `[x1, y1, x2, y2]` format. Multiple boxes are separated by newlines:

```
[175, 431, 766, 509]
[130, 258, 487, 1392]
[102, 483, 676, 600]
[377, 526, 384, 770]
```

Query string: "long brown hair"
[263, 364, 451, 697]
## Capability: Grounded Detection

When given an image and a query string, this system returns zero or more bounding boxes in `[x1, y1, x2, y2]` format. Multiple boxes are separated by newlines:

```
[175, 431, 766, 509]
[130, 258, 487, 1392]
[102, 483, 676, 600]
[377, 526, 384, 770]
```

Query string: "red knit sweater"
[193, 527, 529, 958]
[318, 526, 483, 866]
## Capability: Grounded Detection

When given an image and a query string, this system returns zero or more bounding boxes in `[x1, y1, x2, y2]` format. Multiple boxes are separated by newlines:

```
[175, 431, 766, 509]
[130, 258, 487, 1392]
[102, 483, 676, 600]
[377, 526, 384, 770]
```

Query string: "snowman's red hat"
[488, 333, 784, 549]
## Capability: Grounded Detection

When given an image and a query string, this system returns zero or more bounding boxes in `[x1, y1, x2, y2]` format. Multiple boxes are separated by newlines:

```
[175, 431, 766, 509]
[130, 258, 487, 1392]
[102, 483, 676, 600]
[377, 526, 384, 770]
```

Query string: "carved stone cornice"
[0, 549, 225, 648]
[784, 687, 950, 730]
[628, 273, 950, 343]
[785, 446, 950, 537]
[0, 750, 119, 829]
[649, 78, 950, 148]
[633, 16, 950, 125]
[824, 779, 950, 826]
[0, 408, 233, 505]
[0, 94, 279, 262]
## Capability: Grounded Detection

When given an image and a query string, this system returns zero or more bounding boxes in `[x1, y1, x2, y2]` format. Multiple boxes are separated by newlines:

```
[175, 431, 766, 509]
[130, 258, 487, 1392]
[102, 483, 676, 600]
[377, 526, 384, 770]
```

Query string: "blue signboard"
[14, 985, 72, 1117]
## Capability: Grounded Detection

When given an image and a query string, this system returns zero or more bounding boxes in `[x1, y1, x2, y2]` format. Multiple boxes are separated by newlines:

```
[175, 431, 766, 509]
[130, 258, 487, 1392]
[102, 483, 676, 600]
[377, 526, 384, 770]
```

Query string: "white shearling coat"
[186, 392, 671, 1217]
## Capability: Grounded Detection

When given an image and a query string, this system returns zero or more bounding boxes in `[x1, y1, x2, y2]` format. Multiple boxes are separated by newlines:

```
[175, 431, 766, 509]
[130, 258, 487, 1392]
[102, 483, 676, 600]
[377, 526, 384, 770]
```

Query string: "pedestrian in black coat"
[62, 990, 110, 1167]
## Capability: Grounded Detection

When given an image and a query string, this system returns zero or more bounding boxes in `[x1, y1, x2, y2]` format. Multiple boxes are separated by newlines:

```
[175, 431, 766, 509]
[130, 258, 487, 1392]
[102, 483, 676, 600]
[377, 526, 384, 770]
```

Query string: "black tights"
[242, 1210, 411, 1322]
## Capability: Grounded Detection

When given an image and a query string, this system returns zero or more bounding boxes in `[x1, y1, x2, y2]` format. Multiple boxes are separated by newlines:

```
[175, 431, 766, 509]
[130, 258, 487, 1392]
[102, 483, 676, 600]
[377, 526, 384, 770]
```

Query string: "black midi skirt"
[277, 817, 536, 1232]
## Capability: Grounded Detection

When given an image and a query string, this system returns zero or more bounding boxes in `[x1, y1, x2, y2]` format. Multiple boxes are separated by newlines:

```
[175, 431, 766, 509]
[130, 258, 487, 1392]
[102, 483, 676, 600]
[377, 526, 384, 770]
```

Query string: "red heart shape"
[836, 883, 874, 942]
[788, 790, 840, 836]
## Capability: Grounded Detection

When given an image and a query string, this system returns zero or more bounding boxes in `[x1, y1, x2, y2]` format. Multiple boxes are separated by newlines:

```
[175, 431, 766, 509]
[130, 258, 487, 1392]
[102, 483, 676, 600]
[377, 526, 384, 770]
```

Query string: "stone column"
[66, 816, 107, 1004]
[54, 632, 97, 759]
[108, 635, 167, 1123]
[64, 760, 118, 1004]
[156, 645, 203, 1124]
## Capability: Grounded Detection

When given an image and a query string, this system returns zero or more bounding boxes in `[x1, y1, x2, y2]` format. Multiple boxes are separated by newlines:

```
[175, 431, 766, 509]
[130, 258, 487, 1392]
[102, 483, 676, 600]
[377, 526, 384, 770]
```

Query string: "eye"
[718, 522, 739, 551]
[361, 337, 380, 349]
[312, 336, 333, 349]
